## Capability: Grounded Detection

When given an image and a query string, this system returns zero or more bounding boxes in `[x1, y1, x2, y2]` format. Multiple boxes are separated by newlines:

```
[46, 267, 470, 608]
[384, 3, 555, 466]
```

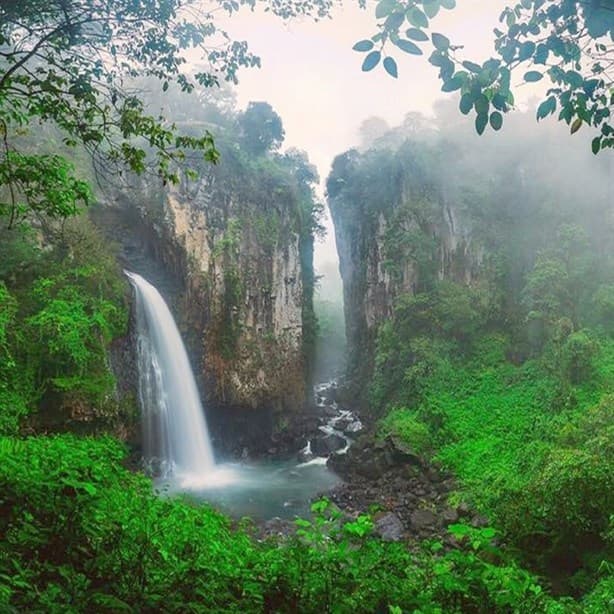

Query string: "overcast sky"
[219, 1, 531, 271]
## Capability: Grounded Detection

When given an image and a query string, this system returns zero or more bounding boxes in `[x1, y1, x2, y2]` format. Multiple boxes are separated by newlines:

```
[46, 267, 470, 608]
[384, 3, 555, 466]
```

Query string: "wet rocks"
[410, 509, 438, 532]
[441, 507, 459, 525]
[324, 425, 473, 544]
[311, 433, 346, 456]
[296, 380, 361, 462]
[374, 512, 404, 541]
[328, 435, 422, 481]
[256, 517, 297, 541]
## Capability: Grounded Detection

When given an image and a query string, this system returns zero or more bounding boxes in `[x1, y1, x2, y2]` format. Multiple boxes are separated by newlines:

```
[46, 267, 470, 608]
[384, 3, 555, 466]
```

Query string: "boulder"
[410, 508, 437, 531]
[344, 420, 363, 434]
[374, 512, 404, 541]
[471, 514, 489, 528]
[297, 448, 313, 463]
[441, 507, 459, 525]
[456, 501, 471, 518]
[311, 433, 347, 456]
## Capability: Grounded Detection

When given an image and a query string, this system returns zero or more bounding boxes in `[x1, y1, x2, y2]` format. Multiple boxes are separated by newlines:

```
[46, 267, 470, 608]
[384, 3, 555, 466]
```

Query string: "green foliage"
[218, 267, 244, 360]
[0, 435, 564, 613]
[378, 407, 432, 456]
[0, 217, 128, 432]
[502, 447, 613, 563]
[356, 1, 614, 151]
[26, 278, 118, 396]
[373, 325, 614, 589]
[592, 284, 614, 333]
[370, 279, 500, 411]
[0, 152, 92, 228]
[0, 435, 259, 612]
[0, 283, 31, 433]
[560, 330, 600, 384]
[238, 101, 285, 156]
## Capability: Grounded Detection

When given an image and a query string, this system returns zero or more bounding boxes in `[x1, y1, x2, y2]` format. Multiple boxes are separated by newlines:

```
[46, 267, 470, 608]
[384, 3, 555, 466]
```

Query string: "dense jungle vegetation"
[1, 1, 613, 612]
[328, 104, 614, 609]
[2, 111, 612, 612]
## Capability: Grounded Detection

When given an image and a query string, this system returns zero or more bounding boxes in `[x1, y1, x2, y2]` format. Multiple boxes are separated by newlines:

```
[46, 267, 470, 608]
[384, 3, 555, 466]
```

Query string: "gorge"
[2, 59, 613, 614]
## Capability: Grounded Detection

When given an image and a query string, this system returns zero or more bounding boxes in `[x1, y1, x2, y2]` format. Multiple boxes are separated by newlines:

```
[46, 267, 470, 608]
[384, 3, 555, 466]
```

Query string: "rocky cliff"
[327, 143, 483, 399]
[94, 145, 319, 455]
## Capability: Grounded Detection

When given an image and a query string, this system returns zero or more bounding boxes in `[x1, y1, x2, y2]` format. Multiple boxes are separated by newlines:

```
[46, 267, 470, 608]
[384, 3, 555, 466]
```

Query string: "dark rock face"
[374, 512, 404, 541]
[410, 509, 438, 532]
[328, 435, 421, 480]
[311, 433, 346, 456]
[92, 156, 317, 457]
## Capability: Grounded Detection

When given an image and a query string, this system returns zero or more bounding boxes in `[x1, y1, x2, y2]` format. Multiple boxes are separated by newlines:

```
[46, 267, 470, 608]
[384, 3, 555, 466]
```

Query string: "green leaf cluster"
[355, 0, 614, 152]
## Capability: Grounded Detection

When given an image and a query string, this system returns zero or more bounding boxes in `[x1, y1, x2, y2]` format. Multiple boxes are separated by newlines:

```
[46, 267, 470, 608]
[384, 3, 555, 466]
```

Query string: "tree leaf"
[536, 96, 556, 120]
[475, 112, 488, 135]
[534, 44, 549, 65]
[353, 40, 374, 52]
[432, 33, 450, 51]
[440, 0, 456, 8]
[463, 60, 482, 73]
[395, 39, 423, 55]
[362, 51, 382, 72]
[565, 70, 584, 89]
[570, 117, 582, 134]
[386, 11, 405, 30]
[423, 1, 440, 19]
[474, 94, 489, 115]
[492, 93, 508, 111]
[518, 41, 536, 62]
[524, 71, 544, 82]
[459, 93, 473, 115]
[490, 111, 503, 131]
[592, 136, 602, 154]
[405, 28, 429, 42]
[376, 0, 397, 18]
[407, 8, 429, 29]
[383, 56, 398, 78]
[441, 74, 463, 92]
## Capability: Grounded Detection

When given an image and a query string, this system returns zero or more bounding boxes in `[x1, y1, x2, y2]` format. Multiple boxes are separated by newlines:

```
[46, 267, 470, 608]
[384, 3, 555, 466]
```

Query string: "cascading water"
[126, 271, 215, 478]
[126, 271, 347, 516]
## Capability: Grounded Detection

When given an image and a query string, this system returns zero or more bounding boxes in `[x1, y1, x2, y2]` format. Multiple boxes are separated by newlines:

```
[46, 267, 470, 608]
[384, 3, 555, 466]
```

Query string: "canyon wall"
[327, 142, 483, 399]
[95, 146, 319, 454]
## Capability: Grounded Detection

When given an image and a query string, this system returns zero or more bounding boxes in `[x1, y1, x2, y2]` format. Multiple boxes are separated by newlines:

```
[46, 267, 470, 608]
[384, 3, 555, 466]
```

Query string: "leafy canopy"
[354, 0, 614, 152]
[0, 0, 335, 228]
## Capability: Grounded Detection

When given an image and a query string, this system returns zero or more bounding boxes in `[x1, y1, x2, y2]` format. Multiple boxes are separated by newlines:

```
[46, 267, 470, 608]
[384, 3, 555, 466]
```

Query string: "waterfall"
[126, 271, 215, 478]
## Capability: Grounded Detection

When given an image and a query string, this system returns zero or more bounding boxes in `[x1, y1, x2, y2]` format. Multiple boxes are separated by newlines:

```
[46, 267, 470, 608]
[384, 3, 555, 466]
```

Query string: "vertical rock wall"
[327, 145, 482, 398]
[94, 153, 316, 455]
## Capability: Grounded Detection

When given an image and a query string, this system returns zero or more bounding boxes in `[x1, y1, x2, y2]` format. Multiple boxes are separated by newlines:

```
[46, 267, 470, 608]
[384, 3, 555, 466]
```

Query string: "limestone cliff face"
[161, 179, 308, 414]
[327, 145, 482, 395]
[94, 149, 317, 454]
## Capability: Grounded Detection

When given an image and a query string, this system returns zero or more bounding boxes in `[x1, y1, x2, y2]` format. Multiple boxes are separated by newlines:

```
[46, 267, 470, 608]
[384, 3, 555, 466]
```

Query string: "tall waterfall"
[126, 271, 215, 477]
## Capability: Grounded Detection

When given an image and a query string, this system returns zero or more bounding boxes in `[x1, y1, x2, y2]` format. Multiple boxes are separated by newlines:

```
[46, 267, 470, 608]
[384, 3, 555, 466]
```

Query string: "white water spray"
[126, 271, 215, 478]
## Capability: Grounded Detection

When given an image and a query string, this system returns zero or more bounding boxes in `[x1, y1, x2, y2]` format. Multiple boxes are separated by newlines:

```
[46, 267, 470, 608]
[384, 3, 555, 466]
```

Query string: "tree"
[353, 1, 614, 152]
[238, 101, 285, 155]
[0, 0, 332, 228]
[359, 116, 391, 148]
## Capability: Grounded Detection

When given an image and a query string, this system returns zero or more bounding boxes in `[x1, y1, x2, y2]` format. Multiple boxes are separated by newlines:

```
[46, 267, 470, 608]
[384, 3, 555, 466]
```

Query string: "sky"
[217, 1, 531, 274]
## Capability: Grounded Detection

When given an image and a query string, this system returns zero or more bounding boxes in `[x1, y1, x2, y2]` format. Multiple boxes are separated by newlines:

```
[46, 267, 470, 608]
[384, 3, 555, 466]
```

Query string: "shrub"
[500, 447, 613, 571]
[378, 407, 432, 456]
[560, 330, 600, 384]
